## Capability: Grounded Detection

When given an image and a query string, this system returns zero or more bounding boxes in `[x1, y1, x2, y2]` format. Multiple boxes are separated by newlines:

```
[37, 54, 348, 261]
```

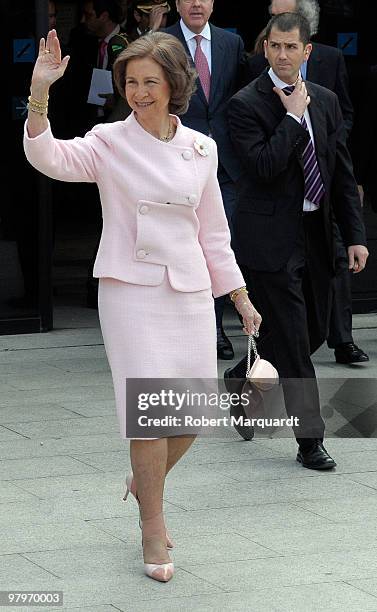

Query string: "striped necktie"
[284, 86, 325, 206]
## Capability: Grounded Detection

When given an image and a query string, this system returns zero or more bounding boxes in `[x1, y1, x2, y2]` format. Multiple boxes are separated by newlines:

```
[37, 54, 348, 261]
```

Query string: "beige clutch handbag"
[246, 333, 279, 391]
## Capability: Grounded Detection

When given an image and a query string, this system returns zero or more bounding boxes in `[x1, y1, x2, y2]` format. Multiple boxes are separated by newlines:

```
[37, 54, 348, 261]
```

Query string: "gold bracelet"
[229, 286, 248, 302]
[29, 94, 49, 105]
[27, 102, 48, 115]
[27, 95, 48, 115]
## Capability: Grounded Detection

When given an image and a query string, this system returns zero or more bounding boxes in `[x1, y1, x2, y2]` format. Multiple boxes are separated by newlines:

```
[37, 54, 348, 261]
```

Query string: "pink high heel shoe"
[123, 473, 174, 550]
[142, 514, 174, 583]
[144, 561, 174, 583]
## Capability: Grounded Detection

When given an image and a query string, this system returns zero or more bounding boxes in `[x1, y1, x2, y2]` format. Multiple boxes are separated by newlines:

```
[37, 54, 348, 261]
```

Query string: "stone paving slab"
[48, 357, 110, 373]
[347, 578, 377, 599]
[59, 399, 116, 417]
[293, 495, 377, 523]
[0, 553, 59, 583]
[0, 494, 138, 526]
[348, 471, 377, 488]
[162, 474, 376, 511]
[0, 455, 98, 481]
[4, 371, 112, 392]
[257, 437, 377, 455]
[0, 570, 222, 608]
[127, 582, 377, 612]
[0, 384, 115, 407]
[175, 440, 282, 464]
[240, 520, 377, 555]
[0, 328, 103, 350]
[0, 345, 106, 364]
[22, 544, 143, 578]
[0, 434, 125, 461]
[200, 456, 323, 483]
[0, 426, 29, 441]
[0, 482, 39, 503]
[85, 499, 331, 548]
[0, 520, 124, 555]
[180, 549, 377, 592]
[69, 450, 133, 473]
[5, 415, 119, 439]
[0, 404, 84, 423]
[0, 363, 61, 375]
[22, 533, 276, 580]
[11, 471, 127, 499]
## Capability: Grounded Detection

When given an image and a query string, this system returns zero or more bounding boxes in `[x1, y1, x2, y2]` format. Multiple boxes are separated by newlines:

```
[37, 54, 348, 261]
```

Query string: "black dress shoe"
[296, 440, 336, 470]
[334, 342, 369, 364]
[217, 327, 234, 360]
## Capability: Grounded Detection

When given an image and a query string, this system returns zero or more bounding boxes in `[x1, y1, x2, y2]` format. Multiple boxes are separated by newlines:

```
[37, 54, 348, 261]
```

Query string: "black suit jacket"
[241, 43, 353, 136]
[228, 72, 366, 272]
[164, 21, 244, 182]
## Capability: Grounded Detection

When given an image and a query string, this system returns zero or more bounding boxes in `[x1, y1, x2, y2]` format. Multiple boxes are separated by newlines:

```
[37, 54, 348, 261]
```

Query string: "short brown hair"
[113, 32, 197, 115]
[266, 12, 311, 45]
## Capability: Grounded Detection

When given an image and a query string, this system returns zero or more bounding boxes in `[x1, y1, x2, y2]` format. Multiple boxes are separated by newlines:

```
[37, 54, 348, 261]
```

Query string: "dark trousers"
[232, 211, 330, 443]
[215, 171, 236, 328]
[327, 224, 353, 348]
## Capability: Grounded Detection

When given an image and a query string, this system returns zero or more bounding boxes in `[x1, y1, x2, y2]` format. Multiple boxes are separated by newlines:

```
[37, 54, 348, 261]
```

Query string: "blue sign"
[12, 97, 28, 120]
[337, 32, 358, 56]
[13, 39, 35, 63]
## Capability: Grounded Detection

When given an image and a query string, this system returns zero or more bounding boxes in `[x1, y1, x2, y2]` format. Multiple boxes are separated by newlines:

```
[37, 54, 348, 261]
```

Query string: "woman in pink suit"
[24, 29, 261, 583]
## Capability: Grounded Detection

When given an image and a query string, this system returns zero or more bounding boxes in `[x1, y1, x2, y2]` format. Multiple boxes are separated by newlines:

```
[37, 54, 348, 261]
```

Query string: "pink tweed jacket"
[24, 112, 244, 297]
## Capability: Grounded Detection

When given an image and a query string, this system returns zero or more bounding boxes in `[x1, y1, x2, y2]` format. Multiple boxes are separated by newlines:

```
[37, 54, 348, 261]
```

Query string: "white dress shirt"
[180, 19, 212, 73]
[269, 68, 319, 212]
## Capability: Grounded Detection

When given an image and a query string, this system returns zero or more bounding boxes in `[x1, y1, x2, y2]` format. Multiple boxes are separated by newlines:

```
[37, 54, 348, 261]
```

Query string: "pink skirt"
[98, 273, 217, 438]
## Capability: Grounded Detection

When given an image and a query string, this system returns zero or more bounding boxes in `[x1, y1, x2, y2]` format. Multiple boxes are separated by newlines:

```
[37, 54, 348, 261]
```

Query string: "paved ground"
[1, 304, 377, 612]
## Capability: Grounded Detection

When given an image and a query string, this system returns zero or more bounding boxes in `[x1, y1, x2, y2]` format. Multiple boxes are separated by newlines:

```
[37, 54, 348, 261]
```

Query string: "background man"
[242, 0, 368, 366]
[64, 0, 127, 306]
[127, 0, 171, 40]
[227, 13, 368, 469]
[165, 0, 245, 360]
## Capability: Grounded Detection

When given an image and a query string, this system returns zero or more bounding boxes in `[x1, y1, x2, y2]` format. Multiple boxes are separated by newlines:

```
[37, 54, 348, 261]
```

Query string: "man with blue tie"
[227, 12, 368, 470]
[165, 0, 244, 359]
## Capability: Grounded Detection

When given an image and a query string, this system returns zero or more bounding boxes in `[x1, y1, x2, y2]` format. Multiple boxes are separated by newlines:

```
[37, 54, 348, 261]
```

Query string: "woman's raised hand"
[31, 30, 70, 91]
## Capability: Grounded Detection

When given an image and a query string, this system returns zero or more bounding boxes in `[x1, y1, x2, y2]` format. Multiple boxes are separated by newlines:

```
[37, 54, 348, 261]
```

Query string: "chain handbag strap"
[247, 331, 260, 375]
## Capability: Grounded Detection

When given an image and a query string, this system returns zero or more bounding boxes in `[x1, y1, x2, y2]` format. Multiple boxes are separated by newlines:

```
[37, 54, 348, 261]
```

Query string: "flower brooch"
[194, 137, 210, 157]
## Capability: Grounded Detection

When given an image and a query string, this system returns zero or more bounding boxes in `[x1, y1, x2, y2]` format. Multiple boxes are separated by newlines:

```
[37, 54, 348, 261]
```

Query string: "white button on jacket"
[188, 194, 198, 205]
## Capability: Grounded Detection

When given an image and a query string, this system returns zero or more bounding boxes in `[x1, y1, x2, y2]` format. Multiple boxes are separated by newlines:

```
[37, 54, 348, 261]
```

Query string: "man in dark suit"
[242, 0, 368, 366]
[243, 0, 353, 134]
[227, 12, 368, 469]
[165, 0, 244, 360]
